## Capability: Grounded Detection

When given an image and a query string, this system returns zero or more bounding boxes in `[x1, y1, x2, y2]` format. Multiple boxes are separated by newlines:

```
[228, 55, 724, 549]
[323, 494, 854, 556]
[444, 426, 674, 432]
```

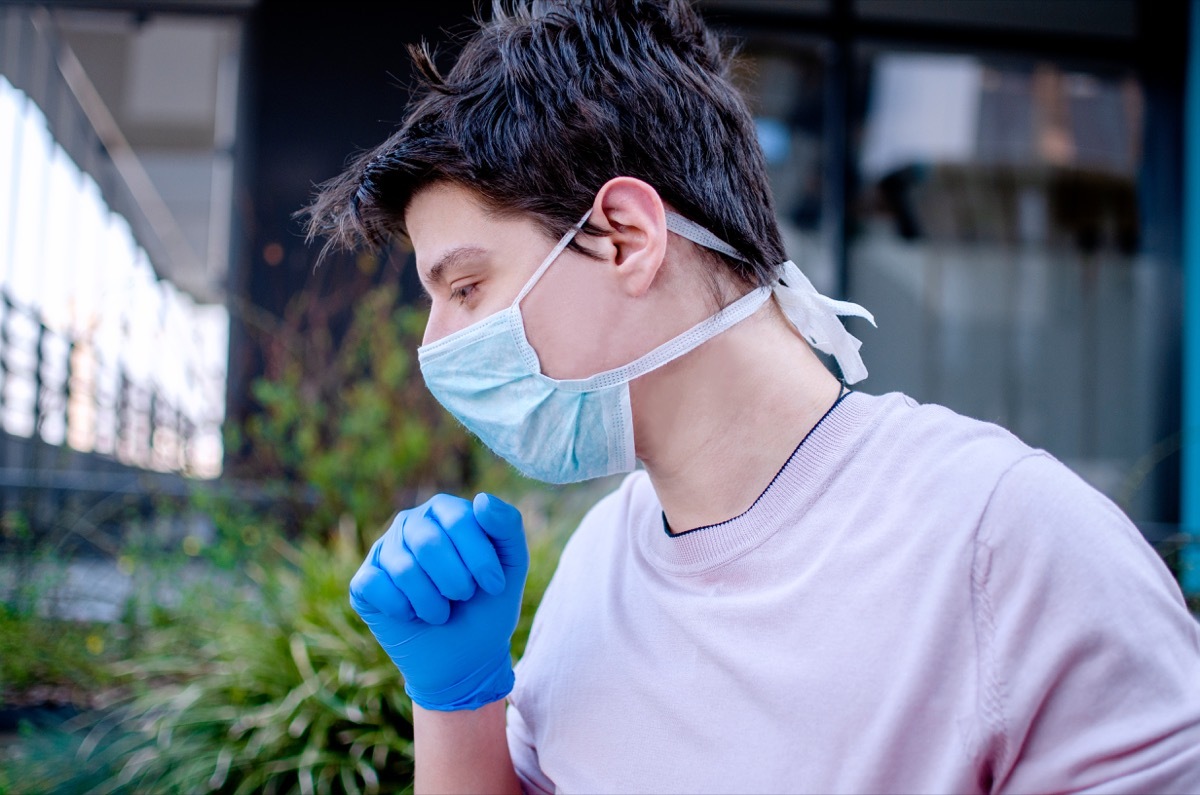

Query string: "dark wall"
[225, 0, 477, 450]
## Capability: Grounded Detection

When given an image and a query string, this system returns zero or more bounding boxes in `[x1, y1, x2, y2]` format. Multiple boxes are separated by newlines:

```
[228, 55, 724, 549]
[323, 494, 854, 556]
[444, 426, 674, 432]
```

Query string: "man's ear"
[590, 177, 668, 298]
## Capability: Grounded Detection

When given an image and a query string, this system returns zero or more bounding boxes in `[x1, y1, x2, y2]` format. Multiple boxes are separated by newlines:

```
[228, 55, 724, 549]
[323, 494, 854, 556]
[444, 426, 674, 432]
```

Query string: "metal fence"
[0, 285, 211, 553]
[0, 288, 202, 475]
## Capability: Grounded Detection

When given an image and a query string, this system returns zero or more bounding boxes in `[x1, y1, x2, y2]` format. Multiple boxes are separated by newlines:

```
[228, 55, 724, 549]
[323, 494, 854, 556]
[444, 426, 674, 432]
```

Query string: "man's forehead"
[407, 185, 493, 276]
[406, 181, 490, 236]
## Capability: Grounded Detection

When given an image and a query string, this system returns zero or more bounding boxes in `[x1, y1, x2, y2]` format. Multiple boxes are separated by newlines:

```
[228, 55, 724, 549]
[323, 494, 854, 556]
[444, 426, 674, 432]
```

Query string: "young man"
[308, 1, 1200, 792]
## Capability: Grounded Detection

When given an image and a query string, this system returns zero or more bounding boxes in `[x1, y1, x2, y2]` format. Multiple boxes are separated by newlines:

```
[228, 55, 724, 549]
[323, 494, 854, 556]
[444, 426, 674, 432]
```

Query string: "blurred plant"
[186, 484, 286, 571]
[0, 524, 124, 709]
[228, 272, 523, 546]
[0, 521, 566, 795]
[0, 608, 117, 707]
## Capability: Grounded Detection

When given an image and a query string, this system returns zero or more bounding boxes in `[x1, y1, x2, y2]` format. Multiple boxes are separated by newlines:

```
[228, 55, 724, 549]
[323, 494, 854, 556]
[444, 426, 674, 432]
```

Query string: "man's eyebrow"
[422, 245, 489, 288]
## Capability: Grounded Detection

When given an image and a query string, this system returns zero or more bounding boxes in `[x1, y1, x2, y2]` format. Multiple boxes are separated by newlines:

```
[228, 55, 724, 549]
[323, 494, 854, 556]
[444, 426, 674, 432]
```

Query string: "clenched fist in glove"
[349, 492, 529, 712]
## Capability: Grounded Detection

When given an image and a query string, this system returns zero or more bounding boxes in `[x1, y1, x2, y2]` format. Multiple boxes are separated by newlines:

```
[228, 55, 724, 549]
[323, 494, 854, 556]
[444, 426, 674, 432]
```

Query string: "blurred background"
[0, 0, 1197, 792]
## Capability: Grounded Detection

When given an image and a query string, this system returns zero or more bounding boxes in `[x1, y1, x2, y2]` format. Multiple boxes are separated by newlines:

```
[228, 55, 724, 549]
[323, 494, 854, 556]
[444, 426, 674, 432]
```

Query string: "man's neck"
[630, 300, 843, 534]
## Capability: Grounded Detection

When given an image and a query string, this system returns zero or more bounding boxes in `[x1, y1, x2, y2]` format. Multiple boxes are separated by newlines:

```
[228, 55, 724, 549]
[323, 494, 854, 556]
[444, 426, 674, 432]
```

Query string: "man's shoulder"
[858, 391, 1149, 557]
[852, 390, 1037, 484]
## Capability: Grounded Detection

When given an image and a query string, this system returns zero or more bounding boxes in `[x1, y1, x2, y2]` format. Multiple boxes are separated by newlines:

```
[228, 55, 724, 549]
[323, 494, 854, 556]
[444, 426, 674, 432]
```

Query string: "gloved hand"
[349, 492, 529, 711]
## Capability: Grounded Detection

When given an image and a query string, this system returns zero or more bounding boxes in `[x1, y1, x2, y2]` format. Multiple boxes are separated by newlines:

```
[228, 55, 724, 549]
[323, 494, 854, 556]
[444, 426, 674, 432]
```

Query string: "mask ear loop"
[519, 209, 747, 310]
[665, 213, 749, 263]
[512, 210, 593, 307]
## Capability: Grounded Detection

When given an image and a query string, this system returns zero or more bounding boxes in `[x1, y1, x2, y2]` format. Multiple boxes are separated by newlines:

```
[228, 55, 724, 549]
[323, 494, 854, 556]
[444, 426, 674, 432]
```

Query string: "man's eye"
[450, 283, 477, 304]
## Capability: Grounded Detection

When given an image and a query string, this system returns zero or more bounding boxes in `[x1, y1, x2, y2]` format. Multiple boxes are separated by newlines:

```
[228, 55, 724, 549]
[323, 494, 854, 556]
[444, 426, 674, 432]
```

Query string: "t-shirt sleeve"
[974, 452, 1200, 793]
[506, 697, 555, 795]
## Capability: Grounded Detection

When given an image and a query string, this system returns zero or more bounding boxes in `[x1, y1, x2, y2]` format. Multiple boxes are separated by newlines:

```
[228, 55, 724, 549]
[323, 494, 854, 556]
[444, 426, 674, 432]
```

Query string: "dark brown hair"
[304, 0, 785, 287]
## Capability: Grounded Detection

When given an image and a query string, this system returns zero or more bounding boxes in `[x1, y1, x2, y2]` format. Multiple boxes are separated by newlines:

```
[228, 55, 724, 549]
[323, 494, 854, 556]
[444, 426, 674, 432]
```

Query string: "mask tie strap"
[664, 211, 876, 385]
[549, 286, 771, 391]
[773, 260, 875, 384]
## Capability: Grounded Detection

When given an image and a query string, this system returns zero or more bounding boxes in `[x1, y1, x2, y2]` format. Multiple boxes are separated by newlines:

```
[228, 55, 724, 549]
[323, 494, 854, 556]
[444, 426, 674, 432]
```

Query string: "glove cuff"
[405, 648, 515, 712]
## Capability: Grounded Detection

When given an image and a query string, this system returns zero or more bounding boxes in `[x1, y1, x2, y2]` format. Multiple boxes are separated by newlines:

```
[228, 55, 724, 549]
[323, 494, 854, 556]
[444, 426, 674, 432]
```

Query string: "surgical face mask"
[417, 208, 874, 484]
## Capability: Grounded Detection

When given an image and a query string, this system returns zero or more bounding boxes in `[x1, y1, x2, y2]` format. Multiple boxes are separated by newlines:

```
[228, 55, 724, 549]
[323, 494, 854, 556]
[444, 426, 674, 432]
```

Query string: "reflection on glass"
[731, 44, 836, 296]
[850, 52, 1175, 525]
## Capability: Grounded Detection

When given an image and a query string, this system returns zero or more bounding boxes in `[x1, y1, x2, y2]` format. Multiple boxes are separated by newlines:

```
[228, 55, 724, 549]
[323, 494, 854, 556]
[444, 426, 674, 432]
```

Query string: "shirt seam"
[970, 450, 1051, 787]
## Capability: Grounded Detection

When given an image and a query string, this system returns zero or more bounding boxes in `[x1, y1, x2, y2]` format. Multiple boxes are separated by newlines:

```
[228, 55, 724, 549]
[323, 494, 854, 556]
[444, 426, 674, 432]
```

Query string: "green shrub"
[0, 609, 116, 704]
[0, 544, 126, 708]
[0, 522, 566, 795]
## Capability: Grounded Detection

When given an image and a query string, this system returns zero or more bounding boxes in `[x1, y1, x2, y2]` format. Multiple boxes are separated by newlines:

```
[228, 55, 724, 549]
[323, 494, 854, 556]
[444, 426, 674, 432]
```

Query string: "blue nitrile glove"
[349, 492, 528, 711]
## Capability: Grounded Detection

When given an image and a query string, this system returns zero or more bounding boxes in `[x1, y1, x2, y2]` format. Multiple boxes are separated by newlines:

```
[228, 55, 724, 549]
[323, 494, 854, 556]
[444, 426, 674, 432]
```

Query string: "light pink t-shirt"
[506, 390, 1200, 793]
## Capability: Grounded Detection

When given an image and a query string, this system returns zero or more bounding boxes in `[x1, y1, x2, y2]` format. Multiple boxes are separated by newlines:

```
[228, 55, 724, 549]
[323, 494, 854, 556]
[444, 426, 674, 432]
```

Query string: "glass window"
[729, 41, 837, 295]
[855, 0, 1137, 39]
[849, 51, 1176, 526]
